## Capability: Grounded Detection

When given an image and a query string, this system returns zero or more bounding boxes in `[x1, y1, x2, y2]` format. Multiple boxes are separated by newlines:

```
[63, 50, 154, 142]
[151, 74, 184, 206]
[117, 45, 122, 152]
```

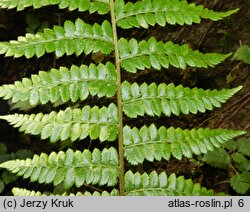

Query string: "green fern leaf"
[0, 0, 244, 197]
[124, 124, 245, 164]
[12, 187, 119, 196]
[122, 81, 242, 118]
[119, 38, 230, 73]
[12, 188, 48, 196]
[125, 170, 216, 196]
[0, 148, 119, 189]
[0, 0, 110, 14]
[0, 18, 113, 58]
[0, 104, 118, 142]
[0, 62, 116, 107]
[115, 0, 238, 29]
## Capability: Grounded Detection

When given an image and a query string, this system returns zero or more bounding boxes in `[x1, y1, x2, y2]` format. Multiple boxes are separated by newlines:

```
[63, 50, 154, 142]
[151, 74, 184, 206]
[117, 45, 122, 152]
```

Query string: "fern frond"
[122, 81, 242, 118]
[0, 18, 113, 58]
[0, 148, 119, 189]
[125, 170, 217, 196]
[0, 104, 118, 142]
[0, 0, 110, 14]
[119, 38, 230, 73]
[115, 0, 238, 29]
[12, 187, 119, 196]
[123, 124, 246, 164]
[0, 62, 116, 107]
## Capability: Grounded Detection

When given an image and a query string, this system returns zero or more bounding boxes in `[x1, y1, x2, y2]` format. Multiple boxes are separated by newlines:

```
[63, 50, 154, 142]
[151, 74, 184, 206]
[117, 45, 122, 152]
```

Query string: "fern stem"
[109, 0, 125, 196]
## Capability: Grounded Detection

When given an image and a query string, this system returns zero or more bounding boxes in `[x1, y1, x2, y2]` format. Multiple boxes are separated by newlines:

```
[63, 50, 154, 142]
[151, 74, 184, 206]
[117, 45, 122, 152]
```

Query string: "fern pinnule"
[0, 104, 119, 142]
[124, 170, 219, 196]
[0, 0, 110, 14]
[0, 148, 119, 189]
[122, 81, 242, 118]
[115, 0, 239, 29]
[12, 187, 120, 196]
[0, 62, 116, 107]
[0, 18, 113, 58]
[124, 124, 246, 164]
[119, 38, 231, 73]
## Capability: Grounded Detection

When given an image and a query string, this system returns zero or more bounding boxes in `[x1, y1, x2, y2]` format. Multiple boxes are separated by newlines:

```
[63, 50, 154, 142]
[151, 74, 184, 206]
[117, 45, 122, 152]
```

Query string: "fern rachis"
[0, 0, 246, 196]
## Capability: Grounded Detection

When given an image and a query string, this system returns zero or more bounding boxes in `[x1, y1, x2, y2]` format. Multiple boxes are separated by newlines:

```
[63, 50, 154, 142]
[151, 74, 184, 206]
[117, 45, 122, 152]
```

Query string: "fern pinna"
[0, 0, 245, 196]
